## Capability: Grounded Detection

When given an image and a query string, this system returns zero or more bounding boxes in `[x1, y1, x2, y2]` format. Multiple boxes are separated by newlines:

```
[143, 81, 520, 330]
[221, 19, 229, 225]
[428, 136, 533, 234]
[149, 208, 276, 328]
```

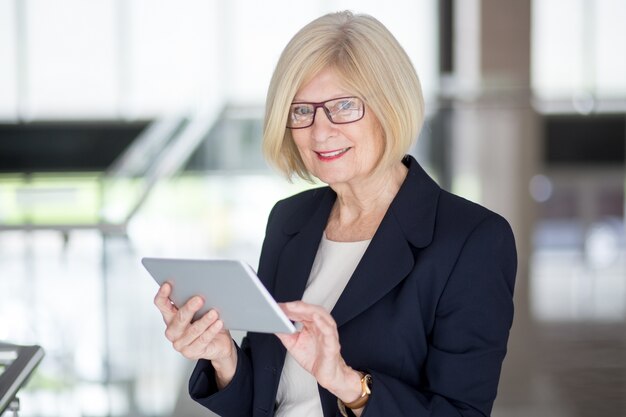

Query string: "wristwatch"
[337, 372, 372, 416]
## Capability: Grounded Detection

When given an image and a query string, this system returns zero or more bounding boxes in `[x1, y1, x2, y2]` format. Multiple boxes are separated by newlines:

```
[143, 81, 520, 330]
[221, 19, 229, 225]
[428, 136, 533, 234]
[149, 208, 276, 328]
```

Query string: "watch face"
[363, 374, 373, 394]
[339, 372, 373, 411]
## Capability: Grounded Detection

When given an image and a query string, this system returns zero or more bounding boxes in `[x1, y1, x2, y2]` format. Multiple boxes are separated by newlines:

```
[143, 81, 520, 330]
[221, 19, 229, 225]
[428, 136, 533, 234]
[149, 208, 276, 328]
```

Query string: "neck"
[330, 160, 407, 223]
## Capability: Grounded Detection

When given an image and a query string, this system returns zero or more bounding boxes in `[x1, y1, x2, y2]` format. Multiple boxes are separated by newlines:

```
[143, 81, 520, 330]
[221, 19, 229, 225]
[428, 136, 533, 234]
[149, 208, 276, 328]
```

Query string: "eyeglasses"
[286, 96, 365, 129]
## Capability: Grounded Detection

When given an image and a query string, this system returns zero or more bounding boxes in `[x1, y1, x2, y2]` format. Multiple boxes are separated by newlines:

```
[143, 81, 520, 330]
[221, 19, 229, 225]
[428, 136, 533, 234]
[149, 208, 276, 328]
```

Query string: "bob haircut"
[263, 10, 425, 182]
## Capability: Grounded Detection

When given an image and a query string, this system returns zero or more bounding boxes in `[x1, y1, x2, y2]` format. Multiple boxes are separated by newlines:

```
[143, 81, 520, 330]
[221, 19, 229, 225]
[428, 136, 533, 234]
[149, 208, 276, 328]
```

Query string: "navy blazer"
[189, 155, 517, 417]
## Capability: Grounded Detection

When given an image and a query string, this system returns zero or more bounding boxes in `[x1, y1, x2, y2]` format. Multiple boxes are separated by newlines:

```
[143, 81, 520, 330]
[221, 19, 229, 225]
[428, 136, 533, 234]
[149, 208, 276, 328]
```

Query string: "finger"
[176, 296, 205, 325]
[182, 319, 226, 360]
[154, 282, 178, 323]
[313, 313, 341, 354]
[200, 319, 226, 356]
[296, 312, 335, 340]
[279, 301, 328, 322]
[164, 296, 204, 342]
[173, 309, 219, 351]
[312, 311, 338, 332]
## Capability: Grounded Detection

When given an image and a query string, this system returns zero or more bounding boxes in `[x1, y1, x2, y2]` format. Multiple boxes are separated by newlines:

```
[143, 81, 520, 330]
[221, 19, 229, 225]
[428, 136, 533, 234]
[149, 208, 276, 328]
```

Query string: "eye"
[291, 105, 314, 117]
[338, 99, 357, 110]
[330, 98, 358, 113]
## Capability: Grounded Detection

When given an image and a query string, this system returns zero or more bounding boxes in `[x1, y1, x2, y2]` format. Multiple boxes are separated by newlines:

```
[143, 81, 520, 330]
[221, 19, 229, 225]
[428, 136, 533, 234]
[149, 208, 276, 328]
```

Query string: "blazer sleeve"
[188, 340, 254, 417]
[362, 214, 517, 417]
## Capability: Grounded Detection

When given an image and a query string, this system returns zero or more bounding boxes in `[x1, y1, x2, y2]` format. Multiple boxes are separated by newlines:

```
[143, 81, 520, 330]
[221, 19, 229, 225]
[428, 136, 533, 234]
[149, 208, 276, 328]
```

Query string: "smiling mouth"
[315, 147, 351, 160]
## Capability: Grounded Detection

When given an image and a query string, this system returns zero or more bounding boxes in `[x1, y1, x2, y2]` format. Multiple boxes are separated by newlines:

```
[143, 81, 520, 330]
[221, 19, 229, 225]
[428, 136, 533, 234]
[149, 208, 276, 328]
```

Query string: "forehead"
[293, 68, 353, 102]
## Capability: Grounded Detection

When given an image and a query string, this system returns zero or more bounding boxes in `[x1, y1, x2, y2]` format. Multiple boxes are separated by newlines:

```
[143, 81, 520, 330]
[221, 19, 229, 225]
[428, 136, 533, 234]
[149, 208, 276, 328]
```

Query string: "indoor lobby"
[1, 1, 625, 416]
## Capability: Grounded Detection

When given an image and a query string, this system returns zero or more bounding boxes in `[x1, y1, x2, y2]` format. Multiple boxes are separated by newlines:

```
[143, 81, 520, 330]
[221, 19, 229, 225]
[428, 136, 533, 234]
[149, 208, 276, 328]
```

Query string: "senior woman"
[154, 10, 517, 417]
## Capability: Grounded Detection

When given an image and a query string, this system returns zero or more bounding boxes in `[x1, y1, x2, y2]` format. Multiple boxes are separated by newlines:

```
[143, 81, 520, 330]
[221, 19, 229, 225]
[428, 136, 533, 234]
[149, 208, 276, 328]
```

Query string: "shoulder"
[437, 189, 513, 238]
[391, 155, 514, 250]
[401, 154, 508, 233]
[434, 190, 517, 278]
[409, 186, 517, 275]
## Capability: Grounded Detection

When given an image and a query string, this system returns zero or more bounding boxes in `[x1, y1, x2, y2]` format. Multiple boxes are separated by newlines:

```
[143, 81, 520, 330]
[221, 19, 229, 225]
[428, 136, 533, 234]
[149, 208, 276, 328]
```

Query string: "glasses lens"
[325, 97, 364, 124]
[287, 104, 315, 128]
[286, 97, 365, 128]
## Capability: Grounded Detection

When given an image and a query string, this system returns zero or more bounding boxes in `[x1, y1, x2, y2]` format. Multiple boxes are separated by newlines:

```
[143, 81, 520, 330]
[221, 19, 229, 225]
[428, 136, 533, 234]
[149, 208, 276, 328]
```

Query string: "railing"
[0, 342, 45, 416]
[0, 107, 223, 235]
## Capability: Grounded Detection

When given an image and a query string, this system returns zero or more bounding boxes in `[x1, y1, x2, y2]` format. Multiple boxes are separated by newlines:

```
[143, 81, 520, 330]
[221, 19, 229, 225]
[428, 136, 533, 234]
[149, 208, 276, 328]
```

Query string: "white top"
[275, 233, 371, 417]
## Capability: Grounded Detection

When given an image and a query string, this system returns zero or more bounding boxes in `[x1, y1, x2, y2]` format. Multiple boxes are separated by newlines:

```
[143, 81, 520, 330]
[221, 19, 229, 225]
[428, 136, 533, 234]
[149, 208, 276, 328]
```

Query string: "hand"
[154, 282, 237, 388]
[275, 301, 362, 403]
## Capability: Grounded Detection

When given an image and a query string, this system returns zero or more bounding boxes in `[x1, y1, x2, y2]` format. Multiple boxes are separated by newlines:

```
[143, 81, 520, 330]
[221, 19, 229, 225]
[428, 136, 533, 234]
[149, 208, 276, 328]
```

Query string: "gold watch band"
[337, 372, 372, 416]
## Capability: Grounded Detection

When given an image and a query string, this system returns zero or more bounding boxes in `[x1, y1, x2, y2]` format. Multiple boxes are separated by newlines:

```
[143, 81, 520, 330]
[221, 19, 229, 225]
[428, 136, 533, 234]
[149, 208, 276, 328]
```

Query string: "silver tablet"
[142, 257, 296, 334]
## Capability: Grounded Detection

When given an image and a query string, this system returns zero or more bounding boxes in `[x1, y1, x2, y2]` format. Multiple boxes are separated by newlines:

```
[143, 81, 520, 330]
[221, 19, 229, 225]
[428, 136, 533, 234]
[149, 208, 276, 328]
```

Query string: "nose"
[310, 107, 335, 142]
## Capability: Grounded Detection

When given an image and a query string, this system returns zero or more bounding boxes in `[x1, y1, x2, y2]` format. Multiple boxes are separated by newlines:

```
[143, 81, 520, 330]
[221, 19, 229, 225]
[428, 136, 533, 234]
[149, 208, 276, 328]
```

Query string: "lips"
[315, 147, 351, 161]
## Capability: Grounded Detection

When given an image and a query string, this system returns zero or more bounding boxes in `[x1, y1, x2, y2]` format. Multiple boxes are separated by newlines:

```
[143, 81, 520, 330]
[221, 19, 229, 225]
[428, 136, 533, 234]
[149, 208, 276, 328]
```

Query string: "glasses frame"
[286, 96, 365, 129]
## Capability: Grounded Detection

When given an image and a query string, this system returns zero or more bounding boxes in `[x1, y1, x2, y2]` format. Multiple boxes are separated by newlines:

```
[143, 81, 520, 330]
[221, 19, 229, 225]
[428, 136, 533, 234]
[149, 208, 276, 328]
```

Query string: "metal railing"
[0, 107, 224, 236]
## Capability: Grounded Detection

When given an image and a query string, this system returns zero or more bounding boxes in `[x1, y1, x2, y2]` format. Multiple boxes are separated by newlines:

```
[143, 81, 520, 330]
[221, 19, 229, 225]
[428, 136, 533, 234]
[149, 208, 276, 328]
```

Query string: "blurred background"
[0, 0, 624, 416]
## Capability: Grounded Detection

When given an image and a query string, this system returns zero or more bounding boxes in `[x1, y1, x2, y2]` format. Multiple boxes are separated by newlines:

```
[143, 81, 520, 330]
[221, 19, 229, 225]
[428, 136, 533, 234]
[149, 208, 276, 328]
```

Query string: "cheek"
[368, 123, 386, 159]
[374, 134, 385, 156]
[291, 132, 313, 164]
[290, 132, 307, 151]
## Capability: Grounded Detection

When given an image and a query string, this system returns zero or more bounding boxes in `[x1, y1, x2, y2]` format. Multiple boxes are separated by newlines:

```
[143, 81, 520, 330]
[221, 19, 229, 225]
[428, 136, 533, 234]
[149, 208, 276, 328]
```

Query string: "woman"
[154, 11, 517, 417]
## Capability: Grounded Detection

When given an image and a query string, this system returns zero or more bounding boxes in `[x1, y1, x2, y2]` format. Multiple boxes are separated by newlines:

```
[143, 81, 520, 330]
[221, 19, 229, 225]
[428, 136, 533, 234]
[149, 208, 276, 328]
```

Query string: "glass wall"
[0, 0, 437, 121]
[530, 0, 626, 324]
[532, 0, 626, 107]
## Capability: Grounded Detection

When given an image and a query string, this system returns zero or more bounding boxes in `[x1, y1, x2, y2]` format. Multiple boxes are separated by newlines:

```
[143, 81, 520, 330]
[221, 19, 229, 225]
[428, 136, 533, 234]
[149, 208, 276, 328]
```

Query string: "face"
[290, 68, 384, 187]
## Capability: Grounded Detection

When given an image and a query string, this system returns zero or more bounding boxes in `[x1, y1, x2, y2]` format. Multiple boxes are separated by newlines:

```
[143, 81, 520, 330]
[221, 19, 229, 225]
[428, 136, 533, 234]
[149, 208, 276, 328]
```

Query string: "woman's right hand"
[154, 282, 237, 388]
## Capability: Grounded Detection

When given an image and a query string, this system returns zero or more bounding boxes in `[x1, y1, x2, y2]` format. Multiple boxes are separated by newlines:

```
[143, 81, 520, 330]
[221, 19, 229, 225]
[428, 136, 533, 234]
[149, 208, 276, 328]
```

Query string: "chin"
[314, 172, 353, 186]
[305, 159, 361, 185]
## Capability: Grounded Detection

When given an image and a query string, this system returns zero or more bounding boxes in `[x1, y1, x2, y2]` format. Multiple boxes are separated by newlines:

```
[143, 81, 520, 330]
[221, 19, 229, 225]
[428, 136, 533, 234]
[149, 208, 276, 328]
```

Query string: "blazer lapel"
[332, 155, 441, 328]
[331, 211, 414, 327]
[273, 189, 336, 303]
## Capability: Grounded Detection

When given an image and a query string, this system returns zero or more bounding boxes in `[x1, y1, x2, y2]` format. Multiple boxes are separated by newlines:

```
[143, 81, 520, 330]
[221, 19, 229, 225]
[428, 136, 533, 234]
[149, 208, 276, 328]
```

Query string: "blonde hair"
[263, 11, 425, 181]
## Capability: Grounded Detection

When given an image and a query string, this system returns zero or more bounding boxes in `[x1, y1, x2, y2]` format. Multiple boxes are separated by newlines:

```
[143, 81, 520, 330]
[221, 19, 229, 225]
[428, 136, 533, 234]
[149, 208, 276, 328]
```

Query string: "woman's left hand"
[275, 301, 362, 400]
